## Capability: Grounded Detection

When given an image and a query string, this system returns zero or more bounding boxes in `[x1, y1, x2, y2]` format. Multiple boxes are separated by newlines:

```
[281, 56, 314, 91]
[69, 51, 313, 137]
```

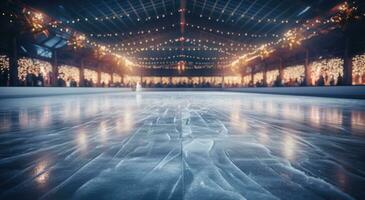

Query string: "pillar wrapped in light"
[112, 73, 122, 83]
[266, 69, 280, 86]
[100, 72, 111, 85]
[0, 55, 9, 74]
[283, 65, 305, 84]
[17, 58, 52, 81]
[84, 69, 98, 84]
[310, 58, 344, 85]
[352, 53, 365, 85]
[58, 65, 80, 84]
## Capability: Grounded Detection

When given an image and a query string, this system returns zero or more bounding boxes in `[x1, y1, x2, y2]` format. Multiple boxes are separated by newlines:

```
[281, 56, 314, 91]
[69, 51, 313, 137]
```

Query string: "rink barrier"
[0, 86, 364, 99]
[0, 87, 132, 99]
[224, 86, 365, 99]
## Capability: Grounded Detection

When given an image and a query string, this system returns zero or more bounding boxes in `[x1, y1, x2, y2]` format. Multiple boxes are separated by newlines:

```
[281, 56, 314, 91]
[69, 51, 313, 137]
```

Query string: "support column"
[343, 37, 352, 85]
[9, 37, 18, 86]
[279, 57, 284, 81]
[304, 48, 311, 86]
[251, 66, 254, 86]
[79, 59, 85, 87]
[51, 50, 58, 86]
[97, 68, 101, 87]
[262, 61, 267, 87]
[241, 75, 244, 87]
[221, 75, 225, 88]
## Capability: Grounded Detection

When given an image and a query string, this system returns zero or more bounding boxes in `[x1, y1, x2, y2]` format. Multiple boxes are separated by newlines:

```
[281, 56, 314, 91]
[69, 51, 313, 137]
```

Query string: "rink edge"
[0, 86, 364, 99]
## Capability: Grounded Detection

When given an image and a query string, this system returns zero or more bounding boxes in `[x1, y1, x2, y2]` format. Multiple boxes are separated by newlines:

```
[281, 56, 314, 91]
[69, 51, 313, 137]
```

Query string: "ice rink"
[0, 92, 365, 200]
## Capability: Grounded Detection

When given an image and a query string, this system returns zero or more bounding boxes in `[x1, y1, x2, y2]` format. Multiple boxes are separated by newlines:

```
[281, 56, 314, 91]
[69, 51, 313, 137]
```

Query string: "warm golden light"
[282, 29, 303, 49]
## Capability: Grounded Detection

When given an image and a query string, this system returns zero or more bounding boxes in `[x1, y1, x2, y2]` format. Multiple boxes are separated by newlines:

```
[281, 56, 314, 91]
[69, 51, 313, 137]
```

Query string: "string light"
[60, 11, 177, 25]
[185, 23, 280, 38]
[88, 24, 176, 38]
[21, 8, 137, 68]
[230, 1, 363, 69]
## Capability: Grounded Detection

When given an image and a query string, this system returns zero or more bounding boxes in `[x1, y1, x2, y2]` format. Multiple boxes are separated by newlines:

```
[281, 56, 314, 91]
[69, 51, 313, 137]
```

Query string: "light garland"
[136, 55, 230, 61]
[68, 33, 86, 49]
[185, 23, 280, 38]
[229, 1, 362, 69]
[188, 11, 292, 25]
[352, 53, 365, 85]
[282, 29, 303, 49]
[24, 10, 45, 33]
[21, 8, 137, 68]
[60, 11, 177, 26]
[89, 24, 176, 39]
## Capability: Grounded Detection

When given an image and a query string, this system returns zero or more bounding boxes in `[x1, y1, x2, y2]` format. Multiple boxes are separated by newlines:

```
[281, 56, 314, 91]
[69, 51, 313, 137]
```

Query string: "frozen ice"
[0, 92, 365, 200]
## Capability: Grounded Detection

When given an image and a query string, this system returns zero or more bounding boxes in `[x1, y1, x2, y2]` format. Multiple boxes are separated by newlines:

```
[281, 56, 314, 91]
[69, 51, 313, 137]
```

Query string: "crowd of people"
[0, 71, 363, 88]
[123, 81, 241, 88]
[18, 71, 49, 87]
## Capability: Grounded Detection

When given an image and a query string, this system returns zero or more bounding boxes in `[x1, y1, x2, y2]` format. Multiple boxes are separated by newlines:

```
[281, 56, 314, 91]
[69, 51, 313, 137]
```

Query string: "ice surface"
[0, 92, 365, 200]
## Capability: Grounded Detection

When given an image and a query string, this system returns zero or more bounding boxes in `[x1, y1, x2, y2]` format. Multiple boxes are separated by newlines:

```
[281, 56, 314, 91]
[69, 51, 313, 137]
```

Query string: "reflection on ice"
[34, 160, 50, 186]
[0, 92, 365, 199]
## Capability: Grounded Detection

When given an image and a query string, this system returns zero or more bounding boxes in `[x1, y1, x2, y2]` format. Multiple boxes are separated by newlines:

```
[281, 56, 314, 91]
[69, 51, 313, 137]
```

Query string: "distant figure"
[317, 75, 325, 86]
[294, 78, 299, 86]
[324, 73, 329, 85]
[337, 73, 343, 86]
[37, 73, 44, 87]
[57, 77, 66, 87]
[329, 75, 335, 86]
[66, 78, 71, 87]
[274, 75, 282, 87]
[136, 82, 142, 92]
[26, 72, 34, 86]
[300, 76, 306, 86]
[71, 79, 77, 87]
